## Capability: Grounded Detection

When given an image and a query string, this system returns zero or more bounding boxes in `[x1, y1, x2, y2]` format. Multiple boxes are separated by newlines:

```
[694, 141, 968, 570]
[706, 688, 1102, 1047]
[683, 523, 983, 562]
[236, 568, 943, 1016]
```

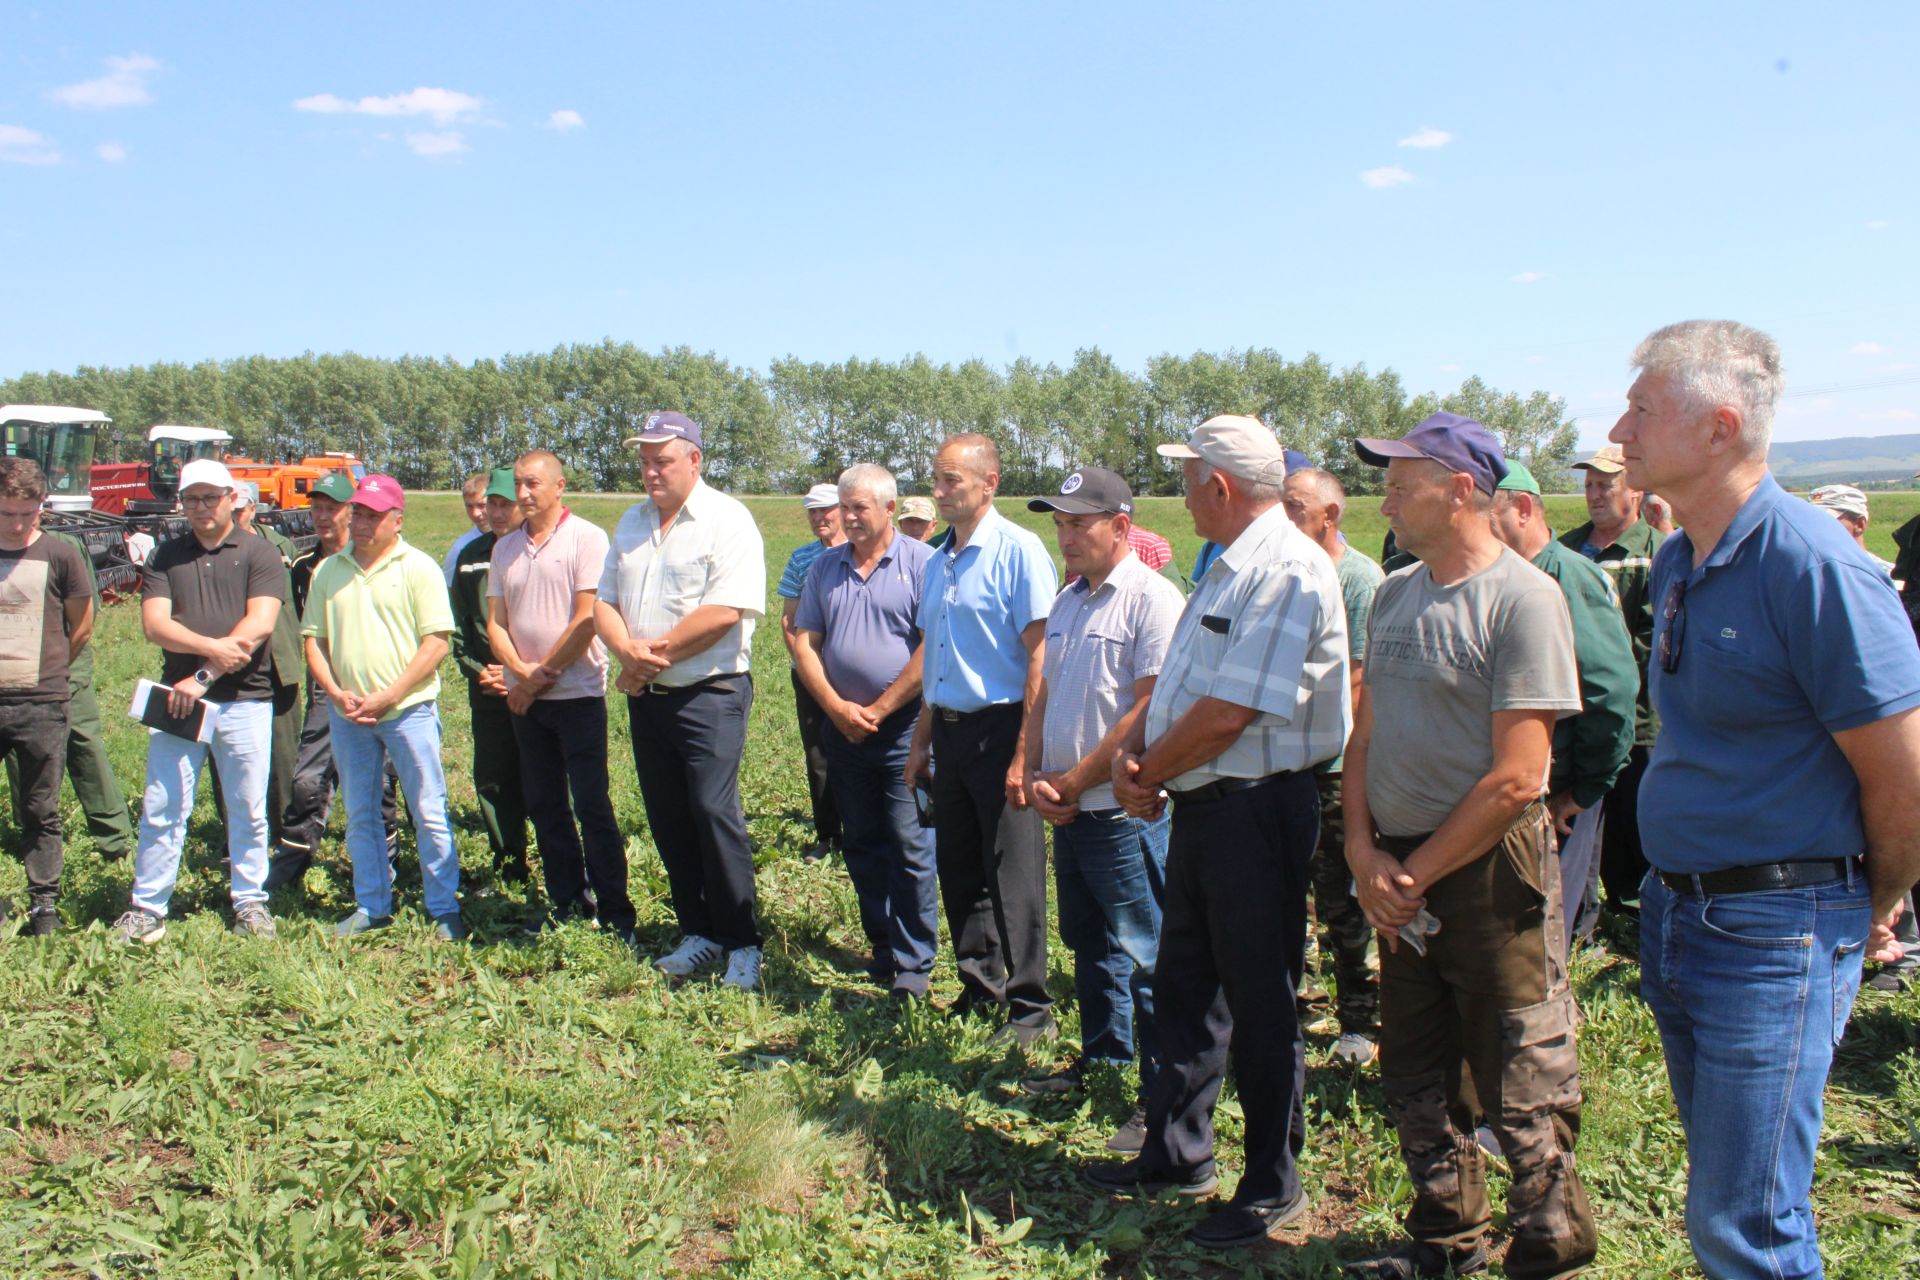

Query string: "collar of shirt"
[1675, 473, 1786, 580]
[1212, 503, 1296, 576]
[947, 503, 1009, 560]
[1072, 549, 1146, 600]
[343, 537, 413, 578]
[517, 507, 573, 556]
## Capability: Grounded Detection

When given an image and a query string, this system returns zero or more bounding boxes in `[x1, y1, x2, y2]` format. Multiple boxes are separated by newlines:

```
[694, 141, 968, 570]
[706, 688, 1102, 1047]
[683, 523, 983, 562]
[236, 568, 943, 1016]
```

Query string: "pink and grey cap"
[351, 474, 406, 513]
[1354, 412, 1509, 495]
[623, 410, 703, 449]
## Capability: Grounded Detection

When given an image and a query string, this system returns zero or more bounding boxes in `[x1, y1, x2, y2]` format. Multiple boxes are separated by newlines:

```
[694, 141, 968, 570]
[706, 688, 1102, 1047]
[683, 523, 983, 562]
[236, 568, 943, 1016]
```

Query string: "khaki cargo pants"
[1375, 803, 1597, 1280]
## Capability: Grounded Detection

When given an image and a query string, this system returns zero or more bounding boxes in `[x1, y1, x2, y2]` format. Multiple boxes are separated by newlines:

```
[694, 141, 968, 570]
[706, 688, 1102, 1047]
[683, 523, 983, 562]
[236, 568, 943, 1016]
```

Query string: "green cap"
[1496, 460, 1541, 496]
[484, 467, 517, 501]
[312, 473, 356, 503]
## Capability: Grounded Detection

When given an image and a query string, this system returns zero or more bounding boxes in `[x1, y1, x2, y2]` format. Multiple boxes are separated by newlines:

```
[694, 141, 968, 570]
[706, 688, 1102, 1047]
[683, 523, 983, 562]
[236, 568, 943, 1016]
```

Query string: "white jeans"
[131, 697, 272, 917]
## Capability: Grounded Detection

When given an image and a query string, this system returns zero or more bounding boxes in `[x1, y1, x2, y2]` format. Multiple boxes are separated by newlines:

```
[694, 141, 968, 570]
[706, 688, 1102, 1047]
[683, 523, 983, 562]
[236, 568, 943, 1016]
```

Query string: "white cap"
[1155, 414, 1288, 486]
[1808, 484, 1869, 520]
[801, 483, 841, 510]
[177, 459, 236, 494]
[233, 480, 260, 507]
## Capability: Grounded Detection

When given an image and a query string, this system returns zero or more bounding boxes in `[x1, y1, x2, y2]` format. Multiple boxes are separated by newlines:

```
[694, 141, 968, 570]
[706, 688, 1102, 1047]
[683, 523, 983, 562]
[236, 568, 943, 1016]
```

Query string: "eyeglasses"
[180, 493, 228, 509]
[1659, 580, 1687, 673]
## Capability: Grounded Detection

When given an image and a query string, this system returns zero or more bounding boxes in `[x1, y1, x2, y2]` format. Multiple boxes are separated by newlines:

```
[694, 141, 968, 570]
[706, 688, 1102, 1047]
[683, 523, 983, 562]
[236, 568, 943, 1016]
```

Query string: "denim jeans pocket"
[1832, 937, 1866, 1045]
[1699, 890, 1816, 950]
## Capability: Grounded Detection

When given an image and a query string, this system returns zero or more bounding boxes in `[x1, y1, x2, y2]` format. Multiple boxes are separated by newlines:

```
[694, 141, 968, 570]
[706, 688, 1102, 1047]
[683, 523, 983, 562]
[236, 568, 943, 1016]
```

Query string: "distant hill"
[1768, 433, 1920, 483]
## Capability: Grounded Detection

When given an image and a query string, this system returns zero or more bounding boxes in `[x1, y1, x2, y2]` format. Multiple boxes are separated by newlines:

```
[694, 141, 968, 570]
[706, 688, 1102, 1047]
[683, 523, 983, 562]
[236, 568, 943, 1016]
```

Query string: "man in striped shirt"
[778, 484, 847, 861]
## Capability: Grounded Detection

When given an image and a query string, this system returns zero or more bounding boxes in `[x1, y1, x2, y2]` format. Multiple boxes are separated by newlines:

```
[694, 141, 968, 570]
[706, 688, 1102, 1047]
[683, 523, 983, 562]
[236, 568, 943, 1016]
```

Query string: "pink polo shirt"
[487, 510, 611, 701]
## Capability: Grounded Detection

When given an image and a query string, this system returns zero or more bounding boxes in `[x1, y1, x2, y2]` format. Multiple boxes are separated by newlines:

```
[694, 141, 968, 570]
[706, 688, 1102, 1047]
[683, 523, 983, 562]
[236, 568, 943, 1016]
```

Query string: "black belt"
[933, 703, 1015, 723]
[1165, 771, 1292, 806]
[636, 673, 746, 696]
[1656, 857, 1857, 898]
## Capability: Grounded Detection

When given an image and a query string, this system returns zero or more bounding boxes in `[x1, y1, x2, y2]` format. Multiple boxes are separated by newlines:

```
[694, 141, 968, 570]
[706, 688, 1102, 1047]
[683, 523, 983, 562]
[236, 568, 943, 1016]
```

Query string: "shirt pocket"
[662, 560, 708, 610]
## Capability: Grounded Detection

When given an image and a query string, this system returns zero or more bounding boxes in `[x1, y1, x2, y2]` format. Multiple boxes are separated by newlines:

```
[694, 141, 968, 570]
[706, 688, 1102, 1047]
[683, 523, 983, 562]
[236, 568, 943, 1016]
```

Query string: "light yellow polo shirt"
[301, 538, 455, 720]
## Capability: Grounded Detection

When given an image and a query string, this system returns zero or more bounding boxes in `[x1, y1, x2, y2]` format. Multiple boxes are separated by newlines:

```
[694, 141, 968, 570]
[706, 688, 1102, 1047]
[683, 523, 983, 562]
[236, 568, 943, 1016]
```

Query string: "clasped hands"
[168, 635, 259, 716]
[1347, 836, 1426, 951]
[613, 638, 671, 695]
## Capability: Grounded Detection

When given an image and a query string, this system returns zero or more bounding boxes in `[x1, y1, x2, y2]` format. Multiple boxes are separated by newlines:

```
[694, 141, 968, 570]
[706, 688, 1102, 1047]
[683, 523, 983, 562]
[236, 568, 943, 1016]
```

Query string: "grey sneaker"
[1333, 1031, 1379, 1066]
[721, 945, 763, 991]
[432, 913, 468, 942]
[27, 906, 62, 938]
[231, 904, 277, 939]
[333, 908, 393, 938]
[113, 909, 166, 946]
[655, 934, 723, 978]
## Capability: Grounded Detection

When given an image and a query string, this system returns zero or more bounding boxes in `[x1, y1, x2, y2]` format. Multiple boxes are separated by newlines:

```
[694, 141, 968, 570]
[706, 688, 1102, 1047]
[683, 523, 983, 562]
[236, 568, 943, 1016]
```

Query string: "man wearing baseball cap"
[1086, 416, 1351, 1250]
[778, 483, 848, 861]
[116, 459, 288, 944]
[217, 480, 304, 854]
[1343, 413, 1594, 1279]
[1022, 466, 1186, 1154]
[450, 466, 531, 883]
[303, 475, 465, 939]
[897, 495, 938, 542]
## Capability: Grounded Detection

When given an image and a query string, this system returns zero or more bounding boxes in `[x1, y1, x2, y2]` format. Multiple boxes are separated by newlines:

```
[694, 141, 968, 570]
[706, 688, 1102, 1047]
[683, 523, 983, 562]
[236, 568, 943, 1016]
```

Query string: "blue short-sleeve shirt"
[1641, 474, 1920, 874]
[794, 533, 933, 707]
[916, 506, 1060, 712]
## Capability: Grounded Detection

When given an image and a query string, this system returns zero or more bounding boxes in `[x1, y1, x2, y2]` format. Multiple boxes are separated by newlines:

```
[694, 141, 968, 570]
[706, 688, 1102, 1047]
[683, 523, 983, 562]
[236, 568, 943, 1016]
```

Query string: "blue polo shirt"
[1641, 474, 1920, 874]
[794, 532, 934, 706]
[917, 507, 1059, 712]
[777, 540, 833, 600]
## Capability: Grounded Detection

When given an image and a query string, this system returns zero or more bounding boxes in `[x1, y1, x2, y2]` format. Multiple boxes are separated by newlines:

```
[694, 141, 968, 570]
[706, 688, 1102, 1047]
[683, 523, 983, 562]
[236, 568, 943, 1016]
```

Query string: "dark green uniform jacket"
[1558, 518, 1663, 747]
[1531, 538, 1639, 809]
[450, 531, 500, 681]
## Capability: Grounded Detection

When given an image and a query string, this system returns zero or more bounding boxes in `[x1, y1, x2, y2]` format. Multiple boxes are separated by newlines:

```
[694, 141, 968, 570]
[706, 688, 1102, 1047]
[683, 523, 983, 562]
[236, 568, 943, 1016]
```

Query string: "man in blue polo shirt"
[903, 433, 1059, 1044]
[1613, 320, 1920, 1280]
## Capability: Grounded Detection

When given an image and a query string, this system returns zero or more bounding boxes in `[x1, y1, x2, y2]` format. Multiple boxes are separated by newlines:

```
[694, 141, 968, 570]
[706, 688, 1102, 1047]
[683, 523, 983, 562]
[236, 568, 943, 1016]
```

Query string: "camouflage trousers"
[1375, 803, 1597, 1280]
[1310, 771, 1378, 1033]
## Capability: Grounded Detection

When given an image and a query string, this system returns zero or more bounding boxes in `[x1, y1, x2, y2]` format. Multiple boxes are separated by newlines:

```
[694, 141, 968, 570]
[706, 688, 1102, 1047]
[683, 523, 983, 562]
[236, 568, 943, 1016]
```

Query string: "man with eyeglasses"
[1612, 320, 1920, 1280]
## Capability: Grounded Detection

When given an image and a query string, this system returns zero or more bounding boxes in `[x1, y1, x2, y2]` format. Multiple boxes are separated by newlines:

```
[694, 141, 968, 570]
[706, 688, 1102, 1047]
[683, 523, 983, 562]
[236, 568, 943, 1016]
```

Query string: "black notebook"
[128, 679, 211, 742]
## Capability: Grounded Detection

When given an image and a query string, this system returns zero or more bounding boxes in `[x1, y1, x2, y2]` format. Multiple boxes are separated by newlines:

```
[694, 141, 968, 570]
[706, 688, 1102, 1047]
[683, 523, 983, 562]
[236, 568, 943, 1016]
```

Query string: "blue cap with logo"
[1353, 412, 1509, 495]
[623, 410, 703, 450]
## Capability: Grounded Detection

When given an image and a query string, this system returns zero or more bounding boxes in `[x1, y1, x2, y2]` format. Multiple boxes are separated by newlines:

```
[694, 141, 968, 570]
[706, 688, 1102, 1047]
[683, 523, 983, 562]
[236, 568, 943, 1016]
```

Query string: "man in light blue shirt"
[904, 433, 1059, 1044]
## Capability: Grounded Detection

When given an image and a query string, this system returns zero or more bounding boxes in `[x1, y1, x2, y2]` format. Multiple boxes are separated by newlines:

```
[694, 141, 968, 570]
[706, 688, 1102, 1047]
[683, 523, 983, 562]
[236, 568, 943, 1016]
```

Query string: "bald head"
[516, 449, 565, 482]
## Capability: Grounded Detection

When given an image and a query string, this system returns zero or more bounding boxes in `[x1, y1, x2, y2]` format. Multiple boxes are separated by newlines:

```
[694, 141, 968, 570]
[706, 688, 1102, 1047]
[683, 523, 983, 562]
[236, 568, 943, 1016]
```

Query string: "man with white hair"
[779, 482, 848, 861]
[1613, 320, 1920, 1279]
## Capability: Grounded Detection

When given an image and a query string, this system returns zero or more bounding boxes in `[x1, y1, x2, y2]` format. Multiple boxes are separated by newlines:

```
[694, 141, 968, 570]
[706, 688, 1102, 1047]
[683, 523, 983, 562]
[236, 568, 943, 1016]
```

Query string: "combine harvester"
[0, 404, 143, 591]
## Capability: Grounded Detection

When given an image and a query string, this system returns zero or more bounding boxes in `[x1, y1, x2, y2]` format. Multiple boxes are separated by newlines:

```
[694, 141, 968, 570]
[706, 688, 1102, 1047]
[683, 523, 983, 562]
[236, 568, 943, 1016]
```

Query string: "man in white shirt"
[595, 412, 768, 990]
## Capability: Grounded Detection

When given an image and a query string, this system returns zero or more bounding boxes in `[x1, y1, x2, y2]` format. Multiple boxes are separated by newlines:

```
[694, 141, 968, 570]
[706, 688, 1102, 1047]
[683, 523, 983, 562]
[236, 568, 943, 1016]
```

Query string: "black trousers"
[1598, 746, 1650, 909]
[930, 703, 1052, 1028]
[627, 677, 758, 949]
[0, 701, 69, 909]
[1143, 770, 1317, 1207]
[789, 670, 840, 844]
[468, 682, 529, 869]
[512, 695, 633, 931]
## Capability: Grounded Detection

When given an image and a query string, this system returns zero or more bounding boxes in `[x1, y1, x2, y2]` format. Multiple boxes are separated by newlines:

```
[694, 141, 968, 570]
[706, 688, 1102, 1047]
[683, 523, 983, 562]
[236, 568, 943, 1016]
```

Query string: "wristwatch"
[194, 668, 214, 686]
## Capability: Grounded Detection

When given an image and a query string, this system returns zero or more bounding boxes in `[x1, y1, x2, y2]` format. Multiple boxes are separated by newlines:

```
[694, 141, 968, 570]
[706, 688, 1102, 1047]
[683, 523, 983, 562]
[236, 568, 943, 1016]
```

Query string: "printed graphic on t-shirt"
[0, 558, 50, 691]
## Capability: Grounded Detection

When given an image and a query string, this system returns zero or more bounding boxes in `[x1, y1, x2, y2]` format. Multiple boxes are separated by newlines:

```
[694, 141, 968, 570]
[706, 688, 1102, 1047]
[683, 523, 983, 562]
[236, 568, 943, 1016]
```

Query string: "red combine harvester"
[0, 404, 143, 591]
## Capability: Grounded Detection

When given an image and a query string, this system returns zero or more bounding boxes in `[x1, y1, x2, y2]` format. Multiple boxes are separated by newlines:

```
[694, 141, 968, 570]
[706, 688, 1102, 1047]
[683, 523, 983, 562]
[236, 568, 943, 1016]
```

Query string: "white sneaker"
[721, 946, 763, 992]
[1332, 1030, 1379, 1066]
[655, 934, 723, 978]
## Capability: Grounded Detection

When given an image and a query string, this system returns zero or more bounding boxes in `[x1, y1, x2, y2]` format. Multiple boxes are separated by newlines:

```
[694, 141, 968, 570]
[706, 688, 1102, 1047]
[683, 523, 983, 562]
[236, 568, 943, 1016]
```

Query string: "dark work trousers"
[789, 670, 840, 845]
[267, 679, 398, 890]
[930, 703, 1052, 1030]
[627, 676, 758, 949]
[1310, 769, 1378, 1035]
[209, 679, 299, 850]
[821, 706, 939, 993]
[8, 651, 133, 859]
[467, 680, 529, 874]
[1142, 770, 1316, 1207]
[1375, 804, 1596, 1280]
[512, 694, 632, 931]
[1598, 746, 1649, 912]
[0, 701, 70, 910]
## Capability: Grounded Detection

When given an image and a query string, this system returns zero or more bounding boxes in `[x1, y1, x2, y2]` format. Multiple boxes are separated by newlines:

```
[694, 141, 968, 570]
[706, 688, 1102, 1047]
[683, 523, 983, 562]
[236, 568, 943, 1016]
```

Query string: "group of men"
[3, 317, 1917, 1278]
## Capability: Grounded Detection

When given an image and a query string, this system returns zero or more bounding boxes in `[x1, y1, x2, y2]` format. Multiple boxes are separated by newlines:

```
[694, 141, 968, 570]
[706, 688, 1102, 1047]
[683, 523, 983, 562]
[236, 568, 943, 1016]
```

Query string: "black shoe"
[1019, 1064, 1083, 1096]
[1106, 1105, 1148, 1154]
[1344, 1240, 1488, 1278]
[987, 1016, 1059, 1050]
[27, 906, 61, 937]
[1188, 1190, 1311, 1249]
[1081, 1157, 1217, 1198]
[1869, 965, 1917, 993]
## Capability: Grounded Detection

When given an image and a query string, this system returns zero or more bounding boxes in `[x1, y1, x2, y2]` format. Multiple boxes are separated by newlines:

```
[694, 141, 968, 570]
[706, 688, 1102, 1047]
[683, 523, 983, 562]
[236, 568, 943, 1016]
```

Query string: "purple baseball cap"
[623, 410, 703, 450]
[1353, 412, 1509, 495]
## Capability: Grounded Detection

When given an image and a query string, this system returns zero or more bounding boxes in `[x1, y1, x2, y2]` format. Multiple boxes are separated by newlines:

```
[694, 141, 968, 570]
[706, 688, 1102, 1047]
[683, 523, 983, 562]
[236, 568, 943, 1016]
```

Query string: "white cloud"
[1398, 126, 1452, 149]
[405, 130, 466, 157]
[1886, 362, 1916, 372]
[1510, 270, 1547, 284]
[1850, 341, 1886, 355]
[548, 109, 585, 131]
[96, 141, 127, 163]
[1866, 219, 1890, 230]
[1359, 165, 1414, 189]
[48, 53, 159, 109]
[0, 124, 61, 165]
[1857, 408, 1919, 423]
[1437, 362, 1463, 373]
[295, 87, 484, 125]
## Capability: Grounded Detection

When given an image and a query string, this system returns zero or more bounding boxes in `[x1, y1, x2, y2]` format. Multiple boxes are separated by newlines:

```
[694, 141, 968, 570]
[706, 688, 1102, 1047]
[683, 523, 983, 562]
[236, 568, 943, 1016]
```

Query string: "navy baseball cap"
[1283, 448, 1314, 474]
[1354, 412, 1509, 495]
[623, 410, 703, 450]
[1028, 466, 1134, 516]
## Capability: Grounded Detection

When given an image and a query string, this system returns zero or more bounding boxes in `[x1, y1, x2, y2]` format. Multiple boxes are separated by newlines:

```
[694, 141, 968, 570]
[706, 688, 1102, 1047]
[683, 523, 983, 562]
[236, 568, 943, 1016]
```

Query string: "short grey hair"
[838, 463, 897, 508]
[1285, 467, 1346, 507]
[1632, 319, 1784, 455]
[1196, 460, 1285, 506]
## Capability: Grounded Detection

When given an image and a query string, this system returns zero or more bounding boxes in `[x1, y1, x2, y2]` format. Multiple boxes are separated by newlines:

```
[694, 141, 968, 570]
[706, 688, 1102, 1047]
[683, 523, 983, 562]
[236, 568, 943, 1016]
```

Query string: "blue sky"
[5, 2, 1917, 447]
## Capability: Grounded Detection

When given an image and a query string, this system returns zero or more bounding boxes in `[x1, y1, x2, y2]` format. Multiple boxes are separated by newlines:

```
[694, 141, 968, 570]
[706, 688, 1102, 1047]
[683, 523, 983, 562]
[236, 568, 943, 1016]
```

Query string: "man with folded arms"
[303, 475, 464, 940]
[1343, 413, 1594, 1280]
[596, 412, 767, 989]
[1614, 321, 1920, 1279]
[450, 467, 531, 884]
[116, 459, 285, 944]
[1084, 416, 1349, 1252]
[791, 464, 940, 998]
[1023, 465, 1184, 1156]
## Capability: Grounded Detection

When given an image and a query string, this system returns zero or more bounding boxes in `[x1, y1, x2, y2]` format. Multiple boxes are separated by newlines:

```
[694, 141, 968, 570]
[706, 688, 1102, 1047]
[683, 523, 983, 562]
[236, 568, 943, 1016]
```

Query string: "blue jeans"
[820, 713, 938, 992]
[1640, 870, 1871, 1279]
[331, 703, 460, 919]
[1054, 806, 1169, 1098]
[132, 698, 272, 916]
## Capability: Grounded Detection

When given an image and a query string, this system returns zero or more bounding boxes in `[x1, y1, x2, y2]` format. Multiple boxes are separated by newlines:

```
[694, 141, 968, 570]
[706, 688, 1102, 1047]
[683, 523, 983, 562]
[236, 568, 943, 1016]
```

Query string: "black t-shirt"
[0, 535, 92, 703]
[141, 529, 287, 702]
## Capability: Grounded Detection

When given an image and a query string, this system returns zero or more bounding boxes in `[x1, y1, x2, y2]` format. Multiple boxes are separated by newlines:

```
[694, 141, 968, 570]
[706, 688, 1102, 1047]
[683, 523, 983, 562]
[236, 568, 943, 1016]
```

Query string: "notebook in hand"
[129, 679, 213, 742]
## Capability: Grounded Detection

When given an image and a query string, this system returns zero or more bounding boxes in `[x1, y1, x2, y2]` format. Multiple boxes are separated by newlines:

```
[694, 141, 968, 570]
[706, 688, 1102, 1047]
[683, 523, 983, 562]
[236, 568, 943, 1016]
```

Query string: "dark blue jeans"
[1641, 869, 1871, 1279]
[1054, 806, 1168, 1098]
[821, 711, 938, 993]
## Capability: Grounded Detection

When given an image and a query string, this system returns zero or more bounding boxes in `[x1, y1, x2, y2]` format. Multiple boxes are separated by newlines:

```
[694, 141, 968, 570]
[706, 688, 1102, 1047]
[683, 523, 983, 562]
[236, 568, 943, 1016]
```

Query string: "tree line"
[0, 343, 1577, 495]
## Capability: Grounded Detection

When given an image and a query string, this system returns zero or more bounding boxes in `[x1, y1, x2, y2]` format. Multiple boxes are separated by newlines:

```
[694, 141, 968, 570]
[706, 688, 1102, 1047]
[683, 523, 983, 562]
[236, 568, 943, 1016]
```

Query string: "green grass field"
[1, 492, 1916, 1278]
